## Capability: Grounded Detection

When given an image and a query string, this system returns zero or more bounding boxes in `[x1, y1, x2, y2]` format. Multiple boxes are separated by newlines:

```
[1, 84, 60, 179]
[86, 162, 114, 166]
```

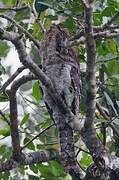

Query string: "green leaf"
[93, 12, 103, 26]
[0, 62, 5, 75]
[1, 172, 10, 180]
[23, 137, 35, 150]
[0, 145, 7, 155]
[62, 17, 76, 34]
[0, 93, 8, 102]
[102, 6, 116, 17]
[38, 164, 53, 178]
[15, 8, 30, 21]
[0, 41, 9, 58]
[38, 161, 65, 178]
[106, 39, 117, 54]
[34, 0, 50, 13]
[32, 80, 41, 101]
[0, 127, 10, 137]
[104, 91, 118, 116]
[80, 153, 92, 167]
[29, 164, 38, 174]
[28, 175, 39, 180]
[106, 60, 119, 77]
[20, 113, 30, 127]
[64, 174, 72, 180]
[2, 0, 16, 5]
[49, 161, 65, 177]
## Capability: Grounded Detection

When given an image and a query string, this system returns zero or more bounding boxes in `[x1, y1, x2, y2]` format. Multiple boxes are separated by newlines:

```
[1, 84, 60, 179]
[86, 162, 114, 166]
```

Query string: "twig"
[96, 102, 119, 138]
[21, 124, 54, 150]
[96, 56, 119, 64]
[94, 31, 119, 39]
[31, 8, 46, 34]
[102, 10, 119, 29]
[69, 31, 119, 47]
[0, 14, 40, 48]
[75, 146, 90, 156]
[0, 5, 29, 12]
[94, 25, 119, 32]
[0, 66, 26, 93]
[0, 110, 10, 125]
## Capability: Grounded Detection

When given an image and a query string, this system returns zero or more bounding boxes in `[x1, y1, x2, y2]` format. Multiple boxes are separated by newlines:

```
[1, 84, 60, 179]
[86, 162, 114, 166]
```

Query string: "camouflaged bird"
[40, 24, 80, 115]
[40, 24, 81, 179]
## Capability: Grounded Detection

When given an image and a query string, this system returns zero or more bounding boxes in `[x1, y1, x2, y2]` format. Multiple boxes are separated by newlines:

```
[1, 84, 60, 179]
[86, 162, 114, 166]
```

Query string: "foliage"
[0, 0, 119, 179]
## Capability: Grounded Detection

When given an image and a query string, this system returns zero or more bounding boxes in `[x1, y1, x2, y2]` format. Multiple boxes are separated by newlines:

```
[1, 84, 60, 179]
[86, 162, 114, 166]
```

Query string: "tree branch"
[69, 31, 119, 47]
[80, 1, 110, 172]
[7, 74, 37, 160]
[0, 14, 40, 48]
[84, 2, 96, 128]
[0, 5, 29, 12]
[80, 0, 90, 9]
[94, 31, 119, 39]
[0, 150, 59, 173]
[102, 10, 119, 29]
[96, 102, 119, 138]
[0, 110, 10, 125]
[0, 66, 26, 93]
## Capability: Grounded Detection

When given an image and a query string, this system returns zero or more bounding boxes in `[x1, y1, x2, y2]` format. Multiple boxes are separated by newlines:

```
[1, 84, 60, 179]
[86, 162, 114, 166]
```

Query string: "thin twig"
[21, 124, 54, 150]
[96, 102, 119, 138]
[0, 5, 29, 12]
[31, 8, 46, 34]
[75, 146, 90, 156]
[0, 110, 10, 125]
[0, 14, 40, 48]
[94, 25, 119, 32]
[1, 66, 26, 93]
[102, 10, 119, 29]
[69, 31, 119, 47]
[94, 31, 119, 39]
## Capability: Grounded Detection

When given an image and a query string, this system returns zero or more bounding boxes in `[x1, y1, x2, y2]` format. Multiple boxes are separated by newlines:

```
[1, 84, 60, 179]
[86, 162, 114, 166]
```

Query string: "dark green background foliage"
[0, 0, 119, 179]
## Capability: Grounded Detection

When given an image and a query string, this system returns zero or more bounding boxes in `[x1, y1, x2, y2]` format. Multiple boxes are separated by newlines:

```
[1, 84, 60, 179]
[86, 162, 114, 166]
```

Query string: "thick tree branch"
[7, 74, 37, 160]
[80, 2, 110, 174]
[84, 2, 96, 128]
[0, 150, 59, 173]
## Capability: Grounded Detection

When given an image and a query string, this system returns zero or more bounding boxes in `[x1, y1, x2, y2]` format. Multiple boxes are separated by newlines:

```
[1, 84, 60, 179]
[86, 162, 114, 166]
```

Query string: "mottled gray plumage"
[40, 24, 81, 178]
[40, 24, 80, 115]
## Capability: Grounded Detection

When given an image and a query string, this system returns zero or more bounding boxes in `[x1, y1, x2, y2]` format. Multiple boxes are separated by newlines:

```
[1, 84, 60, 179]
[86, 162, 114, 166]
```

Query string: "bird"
[39, 24, 81, 179]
